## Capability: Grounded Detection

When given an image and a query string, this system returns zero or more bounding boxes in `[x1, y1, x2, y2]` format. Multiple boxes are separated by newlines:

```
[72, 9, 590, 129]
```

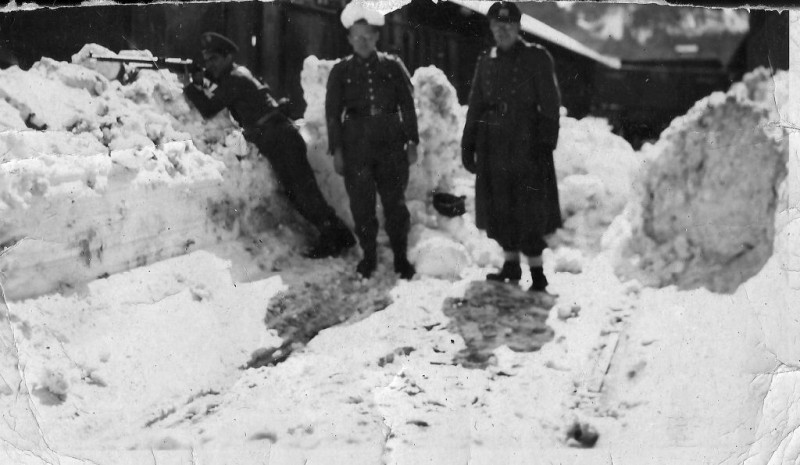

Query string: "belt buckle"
[369, 105, 380, 116]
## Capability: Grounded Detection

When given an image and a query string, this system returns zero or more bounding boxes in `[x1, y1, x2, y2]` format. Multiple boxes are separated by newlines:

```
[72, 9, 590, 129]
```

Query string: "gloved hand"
[406, 142, 418, 166]
[190, 69, 205, 87]
[462, 148, 477, 174]
[277, 97, 292, 117]
[333, 148, 345, 176]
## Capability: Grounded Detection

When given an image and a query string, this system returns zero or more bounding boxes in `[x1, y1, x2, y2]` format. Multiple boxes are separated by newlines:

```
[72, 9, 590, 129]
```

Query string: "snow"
[608, 69, 789, 294]
[0, 44, 286, 300]
[0, 41, 797, 465]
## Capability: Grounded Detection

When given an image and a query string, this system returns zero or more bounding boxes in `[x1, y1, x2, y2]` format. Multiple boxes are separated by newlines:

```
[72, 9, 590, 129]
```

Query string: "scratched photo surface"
[0, 1, 796, 464]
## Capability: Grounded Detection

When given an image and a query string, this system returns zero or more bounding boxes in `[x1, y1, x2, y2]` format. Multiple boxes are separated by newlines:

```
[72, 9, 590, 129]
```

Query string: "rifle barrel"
[89, 53, 194, 67]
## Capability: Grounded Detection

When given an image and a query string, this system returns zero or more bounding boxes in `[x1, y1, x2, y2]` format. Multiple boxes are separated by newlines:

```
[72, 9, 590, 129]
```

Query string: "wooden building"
[0, 1, 788, 145]
[0, 0, 610, 119]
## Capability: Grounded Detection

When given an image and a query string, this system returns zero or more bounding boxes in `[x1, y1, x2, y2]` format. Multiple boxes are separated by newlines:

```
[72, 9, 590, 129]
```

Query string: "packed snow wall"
[0, 45, 288, 300]
[605, 68, 789, 293]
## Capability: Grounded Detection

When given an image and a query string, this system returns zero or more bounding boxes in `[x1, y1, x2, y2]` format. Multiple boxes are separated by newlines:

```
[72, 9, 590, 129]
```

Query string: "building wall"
[2, 1, 781, 148]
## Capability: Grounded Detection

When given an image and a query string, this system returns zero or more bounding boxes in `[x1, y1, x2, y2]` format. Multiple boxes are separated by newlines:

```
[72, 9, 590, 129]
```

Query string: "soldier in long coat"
[326, 2, 419, 279]
[461, 2, 562, 292]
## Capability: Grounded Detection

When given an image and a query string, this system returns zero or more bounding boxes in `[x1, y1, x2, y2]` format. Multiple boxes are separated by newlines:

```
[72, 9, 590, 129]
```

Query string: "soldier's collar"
[493, 40, 525, 57]
[216, 62, 236, 78]
[354, 51, 379, 64]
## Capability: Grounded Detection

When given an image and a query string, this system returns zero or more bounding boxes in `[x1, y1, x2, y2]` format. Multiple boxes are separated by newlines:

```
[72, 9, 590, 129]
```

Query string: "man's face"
[348, 23, 380, 59]
[202, 51, 233, 79]
[490, 19, 521, 51]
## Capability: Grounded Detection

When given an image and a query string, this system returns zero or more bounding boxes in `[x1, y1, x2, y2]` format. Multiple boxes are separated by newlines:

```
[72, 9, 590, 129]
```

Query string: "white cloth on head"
[341, 1, 386, 28]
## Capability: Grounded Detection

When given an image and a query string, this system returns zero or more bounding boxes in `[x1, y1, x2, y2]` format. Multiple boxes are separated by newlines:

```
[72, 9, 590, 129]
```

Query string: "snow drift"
[605, 68, 789, 293]
[0, 45, 286, 299]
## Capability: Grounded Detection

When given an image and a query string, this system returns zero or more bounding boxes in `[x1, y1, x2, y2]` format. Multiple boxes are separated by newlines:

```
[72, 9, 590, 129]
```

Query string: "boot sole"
[486, 275, 521, 283]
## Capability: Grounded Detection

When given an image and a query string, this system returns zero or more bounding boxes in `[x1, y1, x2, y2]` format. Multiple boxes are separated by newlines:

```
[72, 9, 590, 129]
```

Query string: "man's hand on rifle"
[191, 69, 205, 87]
[179, 64, 205, 87]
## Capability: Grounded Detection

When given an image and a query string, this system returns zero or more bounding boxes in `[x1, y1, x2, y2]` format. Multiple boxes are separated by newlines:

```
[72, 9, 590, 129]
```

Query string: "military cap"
[340, 1, 385, 29]
[487, 2, 522, 23]
[200, 32, 239, 55]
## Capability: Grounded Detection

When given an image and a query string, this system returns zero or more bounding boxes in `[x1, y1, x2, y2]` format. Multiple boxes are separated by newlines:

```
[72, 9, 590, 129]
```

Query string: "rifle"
[89, 52, 203, 74]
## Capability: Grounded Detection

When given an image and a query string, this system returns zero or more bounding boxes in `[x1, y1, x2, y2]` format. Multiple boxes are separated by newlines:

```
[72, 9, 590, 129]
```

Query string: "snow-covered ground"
[0, 28, 797, 465]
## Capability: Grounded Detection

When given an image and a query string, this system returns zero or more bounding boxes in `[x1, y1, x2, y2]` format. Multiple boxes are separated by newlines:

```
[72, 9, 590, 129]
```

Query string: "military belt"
[485, 101, 509, 115]
[344, 106, 395, 120]
[242, 110, 287, 141]
[253, 109, 285, 127]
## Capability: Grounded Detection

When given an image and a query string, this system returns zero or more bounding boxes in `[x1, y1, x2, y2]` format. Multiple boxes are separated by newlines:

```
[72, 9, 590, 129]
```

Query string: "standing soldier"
[183, 32, 355, 259]
[461, 2, 562, 292]
[325, 3, 419, 279]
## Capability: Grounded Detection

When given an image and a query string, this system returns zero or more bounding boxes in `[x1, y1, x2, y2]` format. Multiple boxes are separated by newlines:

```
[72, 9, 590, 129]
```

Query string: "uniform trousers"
[341, 115, 410, 256]
[251, 121, 348, 236]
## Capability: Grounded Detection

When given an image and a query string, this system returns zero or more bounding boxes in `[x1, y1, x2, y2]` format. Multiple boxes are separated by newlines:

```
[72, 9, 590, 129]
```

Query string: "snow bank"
[553, 115, 642, 251]
[299, 57, 354, 227]
[606, 68, 789, 293]
[0, 44, 283, 300]
[8, 251, 285, 449]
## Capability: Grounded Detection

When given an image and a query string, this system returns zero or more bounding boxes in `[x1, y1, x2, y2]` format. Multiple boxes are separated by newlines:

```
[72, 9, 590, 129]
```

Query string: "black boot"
[390, 238, 414, 280]
[529, 266, 548, 292]
[302, 239, 338, 259]
[329, 226, 356, 255]
[302, 225, 356, 259]
[356, 249, 377, 279]
[487, 261, 522, 282]
[394, 256, 415, 280]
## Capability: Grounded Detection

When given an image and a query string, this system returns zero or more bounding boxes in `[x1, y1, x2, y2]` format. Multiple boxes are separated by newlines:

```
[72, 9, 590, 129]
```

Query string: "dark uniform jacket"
[184, 64, 285, 142]
[462, 40, 562, 243]
[325, 52, 419, 154]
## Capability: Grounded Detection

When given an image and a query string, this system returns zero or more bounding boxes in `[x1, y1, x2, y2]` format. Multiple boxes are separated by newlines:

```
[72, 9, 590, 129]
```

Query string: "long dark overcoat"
[461, 40, 563, 251]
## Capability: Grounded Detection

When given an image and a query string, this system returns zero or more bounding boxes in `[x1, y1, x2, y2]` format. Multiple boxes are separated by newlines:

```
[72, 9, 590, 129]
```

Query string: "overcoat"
[461, 40, 563, 250]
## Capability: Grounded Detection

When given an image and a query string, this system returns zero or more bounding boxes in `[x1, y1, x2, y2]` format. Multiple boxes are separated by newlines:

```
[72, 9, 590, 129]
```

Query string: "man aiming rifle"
[94, 35, 356, 258]
[181, 33, 356, 259]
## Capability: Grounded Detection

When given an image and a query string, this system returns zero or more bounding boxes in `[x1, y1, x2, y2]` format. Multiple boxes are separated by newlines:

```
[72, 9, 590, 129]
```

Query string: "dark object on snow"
[566, 421, 599, 448]
[244, 341, 294, 369]
[432, 192, 466, 217]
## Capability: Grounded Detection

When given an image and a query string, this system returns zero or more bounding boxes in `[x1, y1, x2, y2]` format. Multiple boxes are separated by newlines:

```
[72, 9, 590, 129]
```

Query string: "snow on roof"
[446, 0, 622, 69]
